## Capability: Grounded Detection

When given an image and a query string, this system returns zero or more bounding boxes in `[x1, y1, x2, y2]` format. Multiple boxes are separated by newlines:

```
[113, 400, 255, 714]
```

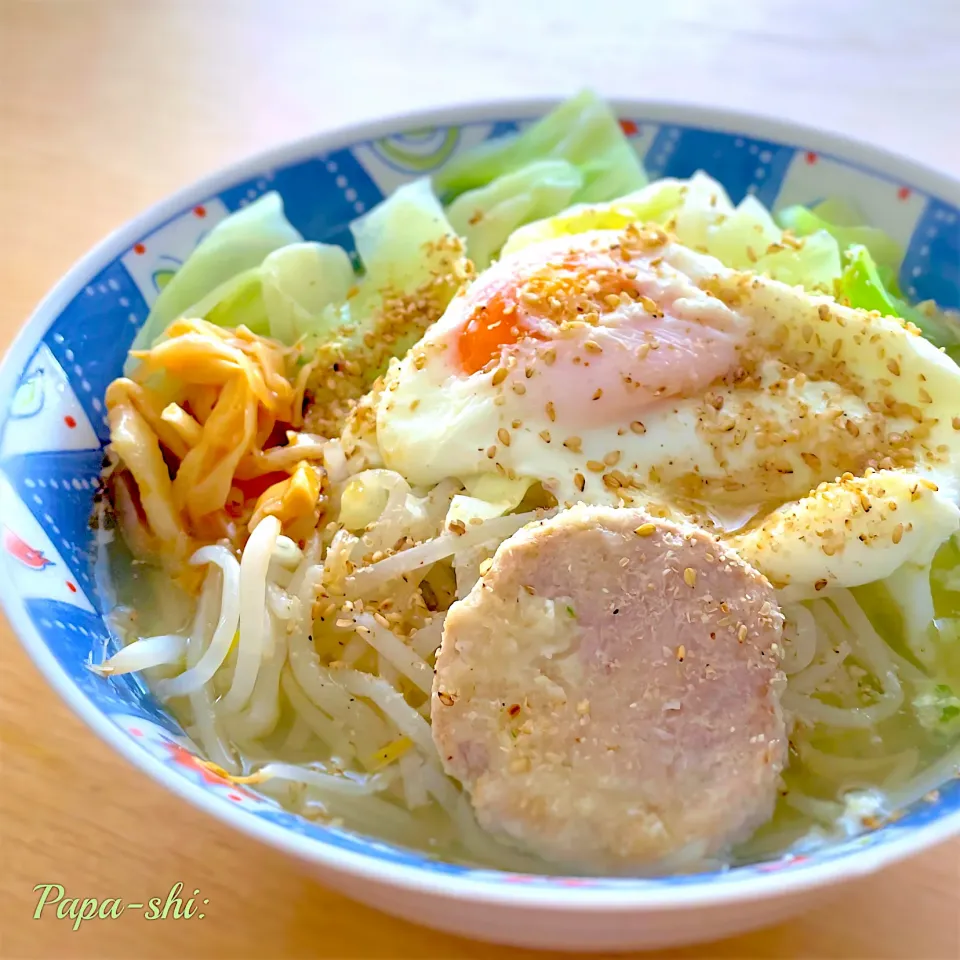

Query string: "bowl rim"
[3, 96, 960, 911]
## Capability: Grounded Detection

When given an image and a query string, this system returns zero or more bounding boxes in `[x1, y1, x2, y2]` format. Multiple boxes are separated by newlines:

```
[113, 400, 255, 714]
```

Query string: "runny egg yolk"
[455, 254, 642, 376]
[450, 234, 747, 430]
[457, 291, 541, 375]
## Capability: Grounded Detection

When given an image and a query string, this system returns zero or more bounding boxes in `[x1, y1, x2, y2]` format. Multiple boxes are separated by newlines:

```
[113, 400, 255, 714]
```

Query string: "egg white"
[729, 470, 960, 599]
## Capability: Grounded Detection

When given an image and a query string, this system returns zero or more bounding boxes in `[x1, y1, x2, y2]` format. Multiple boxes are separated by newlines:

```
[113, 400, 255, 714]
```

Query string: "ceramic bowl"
[3, 99, 959, 952]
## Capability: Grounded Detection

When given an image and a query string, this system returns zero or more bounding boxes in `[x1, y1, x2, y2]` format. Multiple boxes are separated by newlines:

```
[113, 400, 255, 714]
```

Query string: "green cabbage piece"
[434, 89, 647, 205]
[128, 192, 302, 366]
[127, 178, 461, 387]
[500, 177, 686, 257]
[182, 267, 268, 335]
[304, 177, 464, 378]
[702, 194, 841, 290]
[654, 174, 843, 290]
[753, 230, 842, 290]
[703, 194, 778, 266]
[912, 682, 960, 737]
[446, 159, 584, 268]
[128, 239, 355, 367]
[500, 170, 844, 290]
[777, 203, 903, 272]
[259, 242, 355, 344]
[125, 194, 358, 367]
[837, 245, 960, 352]
[351, 177, 455, 300]
[809, 198, 862, 226]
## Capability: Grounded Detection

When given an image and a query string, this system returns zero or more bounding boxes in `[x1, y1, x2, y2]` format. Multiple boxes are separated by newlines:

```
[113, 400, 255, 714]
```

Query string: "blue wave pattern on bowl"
[2, 115, 959, 887]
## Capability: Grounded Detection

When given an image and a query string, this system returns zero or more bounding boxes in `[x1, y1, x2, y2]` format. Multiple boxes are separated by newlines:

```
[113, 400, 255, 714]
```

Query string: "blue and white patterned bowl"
[3, 101, 959, 952]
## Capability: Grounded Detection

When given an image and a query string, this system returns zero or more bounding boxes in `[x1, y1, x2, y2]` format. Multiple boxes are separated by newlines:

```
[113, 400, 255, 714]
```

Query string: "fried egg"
[729, 470, 960, 599]
[376, 225, 960, 593]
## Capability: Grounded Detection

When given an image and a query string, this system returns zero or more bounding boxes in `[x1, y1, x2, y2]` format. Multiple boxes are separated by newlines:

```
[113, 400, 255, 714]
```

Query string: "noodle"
[302, 791, 439, 847]
[411, 615, 444, 658]
[886, 741, 960, 810]
[831, 592, 898, 682]
[88, 633, 185, 677]
[798, 742, 919, 783]
[225, 631, 287, 743]
[783, 589, 905, 729]
[279, 667, 355, 761]
[353, 613, 434, 696]
[286, 535, 322, 604]
[266, 583, 298, 621]
[785, 792, 844, 825]
[783, 687, 904, 729]
[335, 669, 435, 756]
[789, 641, 852, 695]
[155, 545, 240, 700]
[222, 515, 280, 712]
[184, 572, 238, 773]
[780, 603, 818, 675]
[347, 510, 544, 593]
[280, 714, 315, 755]
[340, 634, 369, 666]
[399, 752, 429, 809]
[189, 684, 239, 774]
[378, 657, 401, 689]
[287, 627, 391, 756]
[257, 761, 392, 797]
[881, 749, 922, 790]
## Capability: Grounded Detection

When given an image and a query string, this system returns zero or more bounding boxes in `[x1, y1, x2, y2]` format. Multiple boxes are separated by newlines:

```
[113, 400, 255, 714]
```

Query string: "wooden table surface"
[2, 2, 959, 957]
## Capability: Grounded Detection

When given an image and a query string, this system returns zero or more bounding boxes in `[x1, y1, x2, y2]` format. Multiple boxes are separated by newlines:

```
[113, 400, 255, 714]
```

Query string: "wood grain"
[1, 2, 959, 957]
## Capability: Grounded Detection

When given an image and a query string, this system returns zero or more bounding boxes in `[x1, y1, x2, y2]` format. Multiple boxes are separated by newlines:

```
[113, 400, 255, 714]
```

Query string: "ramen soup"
[93, 92, 960, 875]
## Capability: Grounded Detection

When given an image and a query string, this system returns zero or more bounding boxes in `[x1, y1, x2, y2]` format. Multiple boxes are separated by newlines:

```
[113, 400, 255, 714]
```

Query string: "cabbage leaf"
[128, 193, 302, 366]
[435, 89, 646, 205]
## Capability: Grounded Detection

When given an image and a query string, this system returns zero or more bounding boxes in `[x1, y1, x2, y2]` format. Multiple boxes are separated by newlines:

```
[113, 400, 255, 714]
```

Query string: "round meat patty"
[432, 504, 787, 872]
